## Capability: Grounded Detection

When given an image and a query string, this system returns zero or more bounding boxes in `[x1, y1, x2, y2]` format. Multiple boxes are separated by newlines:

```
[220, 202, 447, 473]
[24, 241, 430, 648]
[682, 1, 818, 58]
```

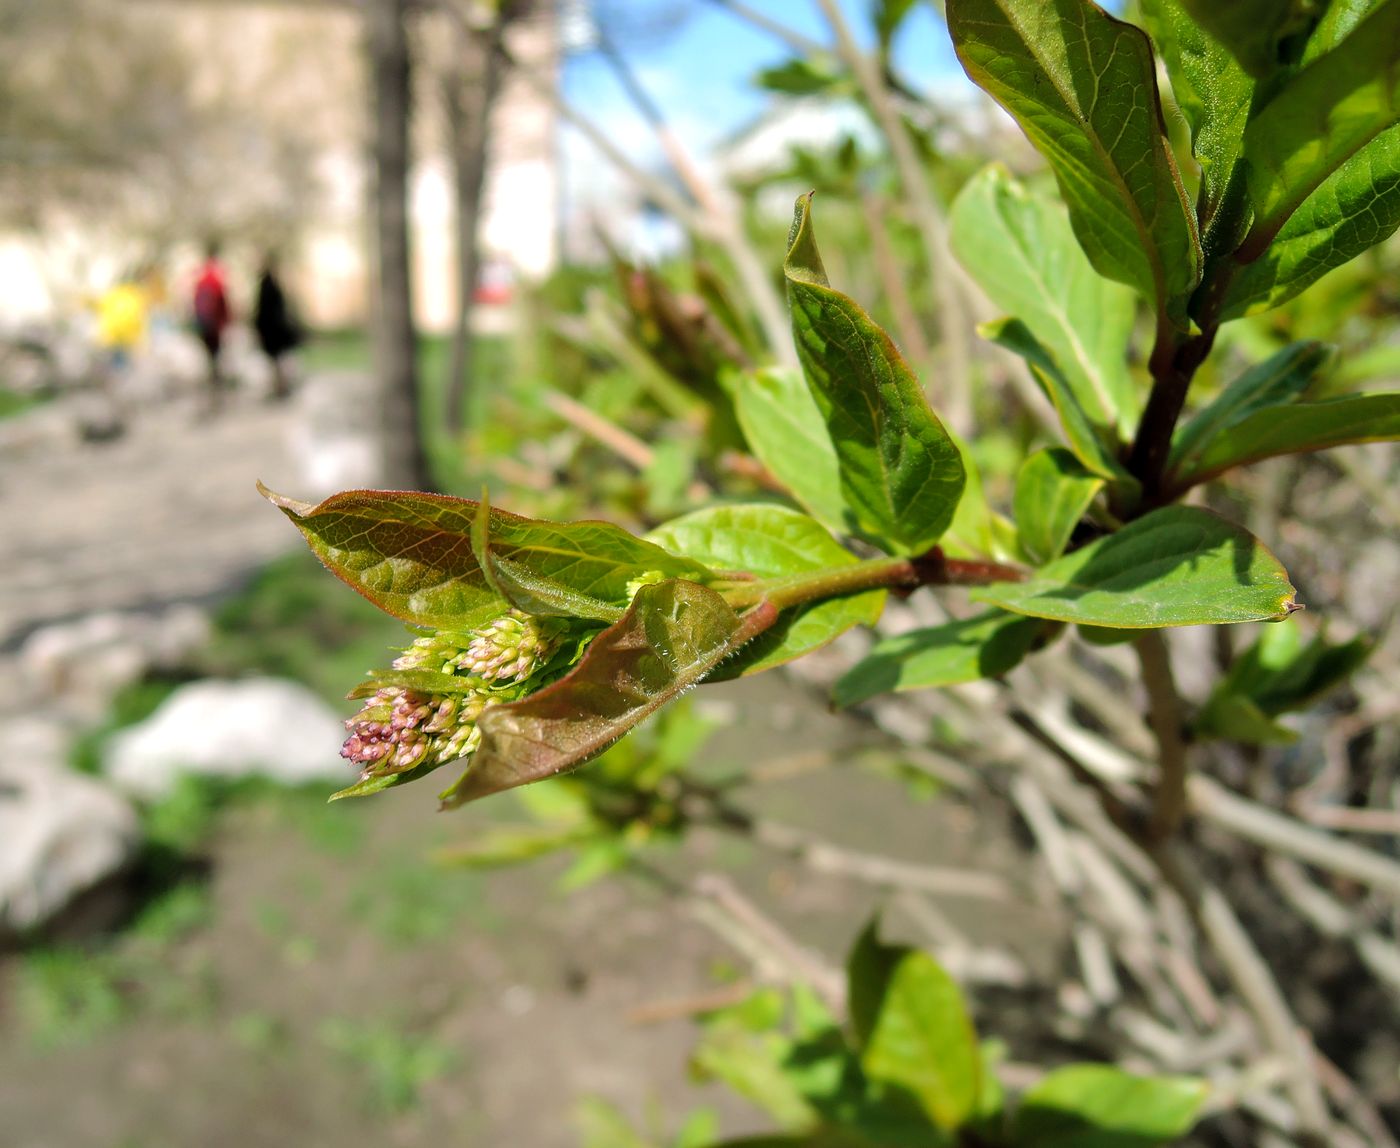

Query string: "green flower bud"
[454, 609, 562, 683]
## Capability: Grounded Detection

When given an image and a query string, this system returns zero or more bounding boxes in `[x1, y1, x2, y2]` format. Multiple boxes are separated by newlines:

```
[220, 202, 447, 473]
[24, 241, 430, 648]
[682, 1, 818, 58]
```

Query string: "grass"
[201, 547, 407, 706]
[318, 1017, 459, 1113]
[0, 386, 47, 420]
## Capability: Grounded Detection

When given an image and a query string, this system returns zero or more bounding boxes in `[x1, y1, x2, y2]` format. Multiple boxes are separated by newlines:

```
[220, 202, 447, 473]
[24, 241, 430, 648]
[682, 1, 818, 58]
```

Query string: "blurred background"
[2, 1, 1397, 1145]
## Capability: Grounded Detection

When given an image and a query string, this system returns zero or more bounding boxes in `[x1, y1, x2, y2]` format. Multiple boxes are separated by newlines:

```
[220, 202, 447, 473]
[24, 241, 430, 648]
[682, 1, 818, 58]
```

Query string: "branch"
[813, 0, 974, 428]
[1135, 630, 1190, 840]
[1191, 774, 1400, 899]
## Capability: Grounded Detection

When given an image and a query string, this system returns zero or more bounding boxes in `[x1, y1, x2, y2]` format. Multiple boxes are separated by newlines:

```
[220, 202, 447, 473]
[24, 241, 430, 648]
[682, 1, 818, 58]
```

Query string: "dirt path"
[1, 394, 315, 648]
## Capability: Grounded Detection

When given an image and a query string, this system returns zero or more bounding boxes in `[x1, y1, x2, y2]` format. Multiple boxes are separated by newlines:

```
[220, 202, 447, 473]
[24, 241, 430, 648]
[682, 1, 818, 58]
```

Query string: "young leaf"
[1169, 340, 1333, 472]
[261, 484, 707, 630]
[847, 924, 981, 1131]
[261, 484, 508, 631]
[1240, 1, 1400, 247]
[1009, 1064, 1207, 1148]
[1138, 0, 1254, 256]
[438, 580, 756, 806]
[971, 507, 1298, 628]
[1013, 449, 1106, 566]
[732, 367, 850, 537]
[979, 319, 1136, 490]
[1167, 392, 1400, 491]
[784, 195, 966, 555]
[648, 504, 885, 677]
[947, 0, 1201, 326]
[950, 166, 1139, 431]
[834, 610, 1046, 707]
[1219, 125, 1400, 318]
[1174, 0, 1323, 78]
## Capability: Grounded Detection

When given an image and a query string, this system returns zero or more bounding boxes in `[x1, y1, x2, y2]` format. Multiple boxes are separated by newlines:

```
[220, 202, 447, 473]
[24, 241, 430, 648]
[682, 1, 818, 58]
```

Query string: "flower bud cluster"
[341, 609, 563, 782]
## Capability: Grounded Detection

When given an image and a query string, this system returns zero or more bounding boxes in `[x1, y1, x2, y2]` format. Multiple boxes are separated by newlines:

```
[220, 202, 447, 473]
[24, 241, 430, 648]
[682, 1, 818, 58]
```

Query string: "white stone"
[0, 757, 141, 933]
[104, 677, 349, 798]
[20, 606, 212, 700]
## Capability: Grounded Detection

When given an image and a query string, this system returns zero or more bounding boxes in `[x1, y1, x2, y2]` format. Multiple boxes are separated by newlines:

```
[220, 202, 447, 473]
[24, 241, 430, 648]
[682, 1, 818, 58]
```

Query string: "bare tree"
[366, 0, 432, 491]
[441, 1, 517, 434]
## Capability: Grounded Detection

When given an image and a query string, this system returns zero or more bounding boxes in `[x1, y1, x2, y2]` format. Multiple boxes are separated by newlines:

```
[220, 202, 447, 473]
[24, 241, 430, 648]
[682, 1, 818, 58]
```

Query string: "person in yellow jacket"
[95, 276, 148, 372]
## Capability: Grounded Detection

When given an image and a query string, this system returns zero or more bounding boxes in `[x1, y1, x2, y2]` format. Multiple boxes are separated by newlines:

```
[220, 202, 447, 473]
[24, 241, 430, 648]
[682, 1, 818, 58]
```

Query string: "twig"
[1135, 630, 1191, 840]
[541, 390, 654, 471]
[626, 982, 756, 1026]
[813, 0, 973, 429]
[1313, 1044, 1400, 1148]
[1191, 773, 1400, 899]
[1295, 803, 1400, 835]
[732, 813, 1012, 901]
[691, 873, 846, 1012]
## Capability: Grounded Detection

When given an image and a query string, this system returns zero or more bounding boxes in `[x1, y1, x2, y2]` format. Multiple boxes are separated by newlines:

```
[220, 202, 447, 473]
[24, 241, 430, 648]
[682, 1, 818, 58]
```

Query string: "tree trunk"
[443, 9, 509, 434]
[366, 0, 431, 491]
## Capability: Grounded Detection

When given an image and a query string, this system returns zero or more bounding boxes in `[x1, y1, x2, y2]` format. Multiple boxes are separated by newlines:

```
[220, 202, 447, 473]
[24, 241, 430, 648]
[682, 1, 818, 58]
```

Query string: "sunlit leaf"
[947, 0, 1201, 326]
[1240, 2, 1400, 245]
[979, 319, 1135, 489]
[950, 165, 1139, 431]
[1220, 126, 1400, 318]
[732, 367, 850, 537]
[1009, 1064, 1207, 1148]
[835, 610, 1045, 706]
[1175, 0, 1324, 78]
[1169, 341, 1333, 472]
[649, 504, 884, 677]
[1138, 0, 1254, 258]
[972, 507, 1298, 628]
[1013, 448, 1105, 566]
[439, 580, 759, 806]
[847, 924, 980, 1131]
[784, 195, 965, 554]
[1167, 392, 1400, 490]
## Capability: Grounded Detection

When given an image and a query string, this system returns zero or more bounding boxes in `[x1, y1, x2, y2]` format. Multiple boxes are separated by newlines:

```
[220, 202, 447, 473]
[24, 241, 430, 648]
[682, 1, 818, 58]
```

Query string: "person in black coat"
[253, 254, 301, 401]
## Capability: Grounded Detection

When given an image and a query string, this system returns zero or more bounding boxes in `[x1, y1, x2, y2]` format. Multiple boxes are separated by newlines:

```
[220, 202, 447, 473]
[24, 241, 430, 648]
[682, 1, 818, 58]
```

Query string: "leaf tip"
[257, 480, 316, 517]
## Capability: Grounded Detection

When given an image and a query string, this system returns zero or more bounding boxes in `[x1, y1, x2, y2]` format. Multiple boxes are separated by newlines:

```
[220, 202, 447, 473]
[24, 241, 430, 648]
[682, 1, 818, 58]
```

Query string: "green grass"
[201, 548, 408, 705]
[0, 387, 47, 420]
[319, 1017, 459, 1113]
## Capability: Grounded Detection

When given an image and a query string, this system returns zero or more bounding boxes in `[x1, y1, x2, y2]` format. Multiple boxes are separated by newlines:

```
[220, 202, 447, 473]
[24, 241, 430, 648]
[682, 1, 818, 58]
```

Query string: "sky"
[555, 0, 975, 252]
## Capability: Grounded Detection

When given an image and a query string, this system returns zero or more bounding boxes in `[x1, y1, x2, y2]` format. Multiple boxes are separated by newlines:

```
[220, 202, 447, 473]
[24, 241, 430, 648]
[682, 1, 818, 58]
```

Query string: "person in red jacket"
[192, 242, 231, 411]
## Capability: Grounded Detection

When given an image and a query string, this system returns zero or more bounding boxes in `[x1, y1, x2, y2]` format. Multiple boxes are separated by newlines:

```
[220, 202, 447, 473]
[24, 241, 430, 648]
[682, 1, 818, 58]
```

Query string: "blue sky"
[562, 1, 967, 151]
[557, 0, 973, 224]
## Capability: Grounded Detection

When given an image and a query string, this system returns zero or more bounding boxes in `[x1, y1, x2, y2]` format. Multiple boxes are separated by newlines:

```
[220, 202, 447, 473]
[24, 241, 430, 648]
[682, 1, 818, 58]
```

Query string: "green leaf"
[834, 611, 1045, 707]
[261, 484, 507, 631]
[648, 504, 885, 677]
[784, 195, 966, 554]
[847, 924, 981, 1131]
[1167, 392, 1400, 490]
[1220, 125, 1400, 318]
[1175, 0, 1324, 78]
[1010, 1064, 1207, 1148]
[478, 497, 712, 618]
[877, 0, 919, 55]
[1013, 449, 1105, 566]
[1240, 1, 1400, 244]
[732, 367, 850, 537]
[691, 1025, 819, 1131]
[947, 0, 1201, 326]
[971, 506, 1298, 628]
[577, 1098, 655, 1148]
[438, 580, 752, 806]
[261, 485, 707, 631]
[1169, 341, 1333, 472]
[1197, 619, 1373, 743]
[434, 823, 598, 869]
[979, 319, 1136, 490]
[950, 166, 1139, 431]
[1138, 0, 1255, 257]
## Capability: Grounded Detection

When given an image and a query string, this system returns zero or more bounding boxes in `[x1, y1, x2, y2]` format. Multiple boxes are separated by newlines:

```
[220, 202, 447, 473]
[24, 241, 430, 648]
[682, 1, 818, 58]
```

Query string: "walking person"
[192, 242, 231, 413]
[253, 253, 301, 402]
